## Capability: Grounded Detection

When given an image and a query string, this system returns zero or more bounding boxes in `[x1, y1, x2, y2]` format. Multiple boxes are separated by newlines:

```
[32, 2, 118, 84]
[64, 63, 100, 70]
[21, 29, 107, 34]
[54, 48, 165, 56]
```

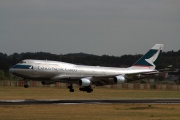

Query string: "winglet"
[131, 44, 164, 70]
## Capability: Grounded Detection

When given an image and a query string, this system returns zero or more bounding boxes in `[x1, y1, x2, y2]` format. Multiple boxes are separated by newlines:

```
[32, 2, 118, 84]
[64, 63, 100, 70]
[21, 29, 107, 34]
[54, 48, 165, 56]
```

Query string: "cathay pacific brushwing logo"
[29, 66, 33, 69]
[145, 49, 160, 67]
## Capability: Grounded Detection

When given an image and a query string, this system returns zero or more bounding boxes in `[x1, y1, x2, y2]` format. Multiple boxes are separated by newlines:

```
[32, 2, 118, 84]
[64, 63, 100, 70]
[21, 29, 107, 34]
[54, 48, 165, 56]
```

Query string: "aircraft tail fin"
[131, 44, 164, 70]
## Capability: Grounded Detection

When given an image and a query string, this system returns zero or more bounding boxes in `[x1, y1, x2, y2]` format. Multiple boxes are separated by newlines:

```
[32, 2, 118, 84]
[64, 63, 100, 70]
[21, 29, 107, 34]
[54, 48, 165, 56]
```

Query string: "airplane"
[9, 44, 164, 93]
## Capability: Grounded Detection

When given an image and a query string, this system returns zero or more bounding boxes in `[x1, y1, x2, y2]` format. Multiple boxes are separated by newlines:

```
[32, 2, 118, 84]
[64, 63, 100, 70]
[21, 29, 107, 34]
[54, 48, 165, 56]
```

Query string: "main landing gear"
[67, 84, 74, 92]
[24, 80, 29, 88]
[79, 86, 93, 93]
[67, 84, 93, 93]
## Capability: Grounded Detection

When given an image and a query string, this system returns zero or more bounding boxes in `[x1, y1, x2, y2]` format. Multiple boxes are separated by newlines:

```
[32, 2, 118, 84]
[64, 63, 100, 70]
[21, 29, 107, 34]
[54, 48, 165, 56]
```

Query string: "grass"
[0, 86, 180, 100]
[0, 104, 180, 120]
[0, 86, 180, 120]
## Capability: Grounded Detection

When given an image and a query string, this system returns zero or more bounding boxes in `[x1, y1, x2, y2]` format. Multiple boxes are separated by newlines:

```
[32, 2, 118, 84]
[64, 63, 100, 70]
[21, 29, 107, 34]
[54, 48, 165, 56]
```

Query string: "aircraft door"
[32, 63, 42, 77]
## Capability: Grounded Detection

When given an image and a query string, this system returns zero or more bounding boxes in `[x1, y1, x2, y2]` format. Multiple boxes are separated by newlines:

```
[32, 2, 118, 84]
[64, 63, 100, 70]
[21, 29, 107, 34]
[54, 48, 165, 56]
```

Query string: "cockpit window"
[19, 61, 26, 64]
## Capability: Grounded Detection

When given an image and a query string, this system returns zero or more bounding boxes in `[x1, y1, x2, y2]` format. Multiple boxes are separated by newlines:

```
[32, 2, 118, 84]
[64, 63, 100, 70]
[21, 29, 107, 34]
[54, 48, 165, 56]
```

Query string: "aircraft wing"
[50, 70, 157, 86]
[50, 74, 121, 85]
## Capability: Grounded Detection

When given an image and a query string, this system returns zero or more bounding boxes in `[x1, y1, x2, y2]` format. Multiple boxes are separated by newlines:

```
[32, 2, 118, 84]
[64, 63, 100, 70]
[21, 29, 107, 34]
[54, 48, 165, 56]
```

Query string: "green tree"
[175, 77, 180, 85]
[0, 70, 5, 80]
[5, 71, 13, 80]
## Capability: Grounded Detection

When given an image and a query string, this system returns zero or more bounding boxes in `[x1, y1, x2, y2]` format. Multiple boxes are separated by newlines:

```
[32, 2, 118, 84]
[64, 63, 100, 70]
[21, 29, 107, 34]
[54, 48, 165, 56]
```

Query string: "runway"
[0, 99, 180, 105]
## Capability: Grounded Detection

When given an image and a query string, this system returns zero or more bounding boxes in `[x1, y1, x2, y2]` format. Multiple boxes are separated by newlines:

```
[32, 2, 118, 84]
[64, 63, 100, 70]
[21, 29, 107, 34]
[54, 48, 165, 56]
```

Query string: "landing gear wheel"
[24, 80, 29, 88]
[79, 86, 93, 93]
[69, 89, 75, 92]
[24, 84, 29, 88]
[67, 84, 75, 92]
[87, 88, 93, 93]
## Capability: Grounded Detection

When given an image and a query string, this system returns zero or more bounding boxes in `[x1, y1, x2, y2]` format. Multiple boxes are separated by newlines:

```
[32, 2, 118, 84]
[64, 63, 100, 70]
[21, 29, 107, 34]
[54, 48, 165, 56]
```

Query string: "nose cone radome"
[9, 68, 14, 73]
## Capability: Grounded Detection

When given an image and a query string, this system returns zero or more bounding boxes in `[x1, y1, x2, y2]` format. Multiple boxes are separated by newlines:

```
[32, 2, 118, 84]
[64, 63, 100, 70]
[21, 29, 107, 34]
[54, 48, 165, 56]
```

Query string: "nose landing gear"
[24, 80, 29, 88]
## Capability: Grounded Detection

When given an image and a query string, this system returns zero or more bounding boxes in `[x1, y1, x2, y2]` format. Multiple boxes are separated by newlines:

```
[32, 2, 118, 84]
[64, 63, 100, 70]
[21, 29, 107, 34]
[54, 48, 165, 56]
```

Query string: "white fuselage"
[10, 59, 154, 81]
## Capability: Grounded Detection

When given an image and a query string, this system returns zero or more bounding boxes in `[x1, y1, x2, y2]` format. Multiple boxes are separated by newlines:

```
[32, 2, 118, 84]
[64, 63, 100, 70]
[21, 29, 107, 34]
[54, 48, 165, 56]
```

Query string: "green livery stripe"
[12, 65, 33, 69]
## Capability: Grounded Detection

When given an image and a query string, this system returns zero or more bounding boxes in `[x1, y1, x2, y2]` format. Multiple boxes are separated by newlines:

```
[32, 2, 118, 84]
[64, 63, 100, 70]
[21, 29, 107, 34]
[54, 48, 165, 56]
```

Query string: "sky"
[0, 0, 180, 56]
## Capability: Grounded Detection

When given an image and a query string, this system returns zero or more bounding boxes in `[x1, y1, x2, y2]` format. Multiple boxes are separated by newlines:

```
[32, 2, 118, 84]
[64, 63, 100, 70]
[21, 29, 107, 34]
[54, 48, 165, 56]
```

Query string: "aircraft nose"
[9, 68, 14, 73]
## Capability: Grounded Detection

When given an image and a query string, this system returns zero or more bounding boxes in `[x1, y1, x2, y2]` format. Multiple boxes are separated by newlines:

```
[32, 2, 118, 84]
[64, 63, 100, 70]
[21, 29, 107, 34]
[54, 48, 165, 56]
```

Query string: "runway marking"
[0, 99, 180, 105]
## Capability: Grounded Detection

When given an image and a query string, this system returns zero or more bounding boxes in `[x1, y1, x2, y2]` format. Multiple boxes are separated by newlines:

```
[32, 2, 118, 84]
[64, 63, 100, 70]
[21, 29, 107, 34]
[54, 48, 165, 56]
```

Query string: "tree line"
[0, 50, 180, 80]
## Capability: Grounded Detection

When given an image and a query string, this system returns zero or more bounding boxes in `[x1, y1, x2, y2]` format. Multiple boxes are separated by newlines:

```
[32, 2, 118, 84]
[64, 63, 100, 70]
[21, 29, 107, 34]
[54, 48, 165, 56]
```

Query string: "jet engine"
[114, 75, 126, 84]
[41, 81, 55, 85]
[79, 77, 91, 86]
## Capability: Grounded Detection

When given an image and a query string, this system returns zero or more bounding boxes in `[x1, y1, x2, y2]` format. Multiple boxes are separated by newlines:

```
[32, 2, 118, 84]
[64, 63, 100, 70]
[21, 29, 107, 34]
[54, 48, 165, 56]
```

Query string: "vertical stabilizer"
[131, 44, 164, 70]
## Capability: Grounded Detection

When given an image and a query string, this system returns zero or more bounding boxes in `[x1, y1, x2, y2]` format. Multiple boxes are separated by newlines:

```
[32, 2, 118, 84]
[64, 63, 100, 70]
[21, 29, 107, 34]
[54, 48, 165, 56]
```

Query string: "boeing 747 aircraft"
[9, 44, 164, 93]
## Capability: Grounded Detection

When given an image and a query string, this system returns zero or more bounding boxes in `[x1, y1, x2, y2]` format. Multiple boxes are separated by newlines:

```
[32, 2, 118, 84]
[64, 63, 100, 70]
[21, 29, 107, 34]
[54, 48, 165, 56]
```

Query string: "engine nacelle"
[79, 78, 91, 86]
[41, 81, 55, 85]
[114, 75, 126, 84]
